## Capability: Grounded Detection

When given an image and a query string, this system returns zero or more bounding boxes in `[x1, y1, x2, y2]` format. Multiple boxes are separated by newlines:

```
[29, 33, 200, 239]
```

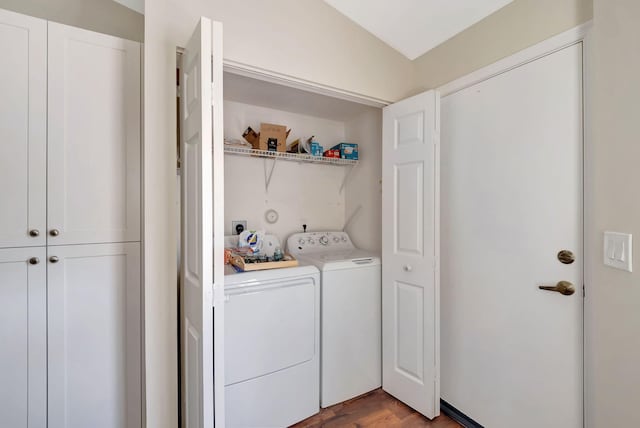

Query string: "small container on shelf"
[330, 142, 358, 160]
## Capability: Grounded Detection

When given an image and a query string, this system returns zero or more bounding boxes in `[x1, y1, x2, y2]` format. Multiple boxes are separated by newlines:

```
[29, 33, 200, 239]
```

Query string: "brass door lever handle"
[539, 280, 575, 296]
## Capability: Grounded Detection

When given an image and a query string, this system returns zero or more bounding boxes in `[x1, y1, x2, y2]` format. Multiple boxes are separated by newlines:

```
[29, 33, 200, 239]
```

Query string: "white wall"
[412, 0, 592, 90]
[144, 1, 411, 426]
[586, 1, 640, 426]
[345, 109, 383, 252]
[224, 101, 347, 243]
[0, 0, 143, 41]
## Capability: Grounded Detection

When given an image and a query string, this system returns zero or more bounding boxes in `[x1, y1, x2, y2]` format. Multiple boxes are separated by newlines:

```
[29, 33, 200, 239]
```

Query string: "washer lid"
[298, 249, 381, 271]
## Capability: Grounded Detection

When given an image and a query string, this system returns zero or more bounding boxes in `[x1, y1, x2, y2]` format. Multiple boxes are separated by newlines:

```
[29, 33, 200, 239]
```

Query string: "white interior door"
[47, 21, 140, 246]
[0, 9, 46, 248]
[0, 247, 47, 428]
[47, 242, 141, 428]
[180, 17, 225, 428]
[440, 43, 583, 427]
[382, 90, 440, 418]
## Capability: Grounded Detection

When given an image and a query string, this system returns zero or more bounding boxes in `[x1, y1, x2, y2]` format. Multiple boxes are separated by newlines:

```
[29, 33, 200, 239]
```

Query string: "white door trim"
[438, 21, 592, 98]
[222, 59, 391, 108]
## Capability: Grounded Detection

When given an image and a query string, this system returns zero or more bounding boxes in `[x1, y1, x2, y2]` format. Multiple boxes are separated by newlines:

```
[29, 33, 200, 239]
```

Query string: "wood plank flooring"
[291, 389, 461, 427]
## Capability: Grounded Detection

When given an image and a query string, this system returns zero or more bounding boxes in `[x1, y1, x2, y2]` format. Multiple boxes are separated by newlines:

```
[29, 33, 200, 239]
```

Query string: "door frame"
[437, 22, 591, 426]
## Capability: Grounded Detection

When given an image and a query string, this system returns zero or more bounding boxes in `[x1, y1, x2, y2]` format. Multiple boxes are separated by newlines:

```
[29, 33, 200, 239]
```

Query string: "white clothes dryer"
[287, 231, 381, 408]
[223, 236, 320, 427]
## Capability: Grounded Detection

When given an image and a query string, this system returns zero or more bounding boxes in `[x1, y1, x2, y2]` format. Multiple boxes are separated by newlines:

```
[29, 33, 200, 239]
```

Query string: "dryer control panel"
[287, 231, 354, 255]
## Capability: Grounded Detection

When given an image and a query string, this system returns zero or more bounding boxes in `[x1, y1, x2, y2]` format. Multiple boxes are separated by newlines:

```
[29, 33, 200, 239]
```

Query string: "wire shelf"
[223, 145, 358, 166]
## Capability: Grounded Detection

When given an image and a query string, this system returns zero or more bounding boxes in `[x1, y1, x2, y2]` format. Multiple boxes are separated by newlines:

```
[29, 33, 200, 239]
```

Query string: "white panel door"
[47, 22, 140, 246]
[440, 43, 583, 427]
[382, 90, 440, 418]
[0, 9, 46, 248]
[47, 242, 141, 428]
[0, 247, 47, 428]
[180, 17, 225, 428]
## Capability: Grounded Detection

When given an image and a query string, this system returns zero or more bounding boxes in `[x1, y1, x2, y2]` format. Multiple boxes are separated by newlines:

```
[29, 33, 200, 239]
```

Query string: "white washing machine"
[287, 231, 381, 408]
[223, 236, 320, 427]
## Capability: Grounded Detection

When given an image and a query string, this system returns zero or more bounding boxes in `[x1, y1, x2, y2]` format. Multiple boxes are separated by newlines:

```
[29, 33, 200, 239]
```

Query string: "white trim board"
[438, 21, 592, 97]
[223, 59, 391, 108]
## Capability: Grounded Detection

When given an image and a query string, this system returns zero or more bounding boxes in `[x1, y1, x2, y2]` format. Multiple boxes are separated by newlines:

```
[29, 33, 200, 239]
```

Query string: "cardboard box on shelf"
[330, 142, 358, 160]
[242, 126, 259, 147]
[259, 123, 288, 152]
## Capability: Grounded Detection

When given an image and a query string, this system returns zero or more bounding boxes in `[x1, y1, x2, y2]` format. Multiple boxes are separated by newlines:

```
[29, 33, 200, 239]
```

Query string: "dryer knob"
[298, 238, 305, 246]
[341, 236, 348, 242]
[333, 236, 340, 243]
[308, 238, 315, 245]
[319, 236, 329, 245]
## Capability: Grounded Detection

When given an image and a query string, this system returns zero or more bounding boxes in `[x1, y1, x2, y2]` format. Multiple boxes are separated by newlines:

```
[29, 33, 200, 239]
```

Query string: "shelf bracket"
[264, 157, 278, 192]
[339, 164, 356, 194]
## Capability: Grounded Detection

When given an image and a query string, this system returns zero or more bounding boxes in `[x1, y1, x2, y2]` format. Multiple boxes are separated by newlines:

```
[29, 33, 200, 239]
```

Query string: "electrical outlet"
[231, 220, 247, 235]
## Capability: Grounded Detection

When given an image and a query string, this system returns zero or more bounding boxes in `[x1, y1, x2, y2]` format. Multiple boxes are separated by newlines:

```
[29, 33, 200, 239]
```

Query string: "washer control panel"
[287, 231, 354, 255]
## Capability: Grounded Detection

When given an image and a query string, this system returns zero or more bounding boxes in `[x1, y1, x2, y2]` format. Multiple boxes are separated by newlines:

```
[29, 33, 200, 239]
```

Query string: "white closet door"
[0, 247, 47, 428]
[180, 16, 225, 428]
[382, 90, 440, 419]
[0, 9, 46, 248]
[47, 22, 141, 246]
[47, 242, 141, 428]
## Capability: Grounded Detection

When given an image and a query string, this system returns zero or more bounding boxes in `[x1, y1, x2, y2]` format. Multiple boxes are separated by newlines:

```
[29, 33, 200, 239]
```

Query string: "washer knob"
[333, 236, 340, 243]
[298, 238, 305, 246]
[319, 236, 329, 245]
[341, 236, 348, 242]
[308, 238, 315, 245]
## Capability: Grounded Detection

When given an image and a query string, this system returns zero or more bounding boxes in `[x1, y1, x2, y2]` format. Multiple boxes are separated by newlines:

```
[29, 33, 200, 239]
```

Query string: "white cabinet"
[0, 9, 142, 428]
[0, 247, 47, 428]
[47, 242, 141, 428]
[47, 22, 141, 246]
[0, 10, 46, 248]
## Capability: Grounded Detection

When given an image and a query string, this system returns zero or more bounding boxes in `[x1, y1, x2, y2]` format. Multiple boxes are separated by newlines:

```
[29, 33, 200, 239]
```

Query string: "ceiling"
[324, 0, 514, 60]
[112, 0, 144, 14]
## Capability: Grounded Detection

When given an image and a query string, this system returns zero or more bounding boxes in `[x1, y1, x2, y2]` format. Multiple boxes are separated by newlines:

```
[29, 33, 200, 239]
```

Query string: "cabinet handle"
[29, 257, 40, 265]
[29, 229, 40, 237]
[403, 265, 413, 272]
[49, 256, 59, 263]
[49, 229, 60, 237]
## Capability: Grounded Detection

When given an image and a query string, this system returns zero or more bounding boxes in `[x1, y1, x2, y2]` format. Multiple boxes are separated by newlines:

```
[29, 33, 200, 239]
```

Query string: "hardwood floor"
[291, 389, 461, 428]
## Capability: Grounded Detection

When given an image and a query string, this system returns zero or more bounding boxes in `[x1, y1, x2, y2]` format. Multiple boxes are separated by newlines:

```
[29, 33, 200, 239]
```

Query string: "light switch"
[604, 231, 632, 272]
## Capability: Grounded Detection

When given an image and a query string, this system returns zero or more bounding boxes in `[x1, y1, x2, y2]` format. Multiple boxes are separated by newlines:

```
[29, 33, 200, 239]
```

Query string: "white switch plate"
[604, 231, 632, 272]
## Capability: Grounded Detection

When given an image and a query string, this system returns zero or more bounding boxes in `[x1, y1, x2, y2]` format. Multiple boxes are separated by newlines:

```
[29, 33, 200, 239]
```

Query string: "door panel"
[382, 90, 440, 419]
[0, 10, 46, 248]
[47, 22, 140, 246]
[0, 247, 47, 428]
[47, 242, 141, 428]
[395, 162, 424, 255]
[440, 43, 583, 427]
[180, 17, 225, 428]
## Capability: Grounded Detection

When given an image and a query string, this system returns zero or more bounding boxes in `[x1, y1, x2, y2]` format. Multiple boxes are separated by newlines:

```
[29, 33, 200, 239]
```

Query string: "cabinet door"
[47, 22, 141, 246]
[0, 247, 47, 428]
[0, 9, 46, 248]
[47, 242, 141, 428]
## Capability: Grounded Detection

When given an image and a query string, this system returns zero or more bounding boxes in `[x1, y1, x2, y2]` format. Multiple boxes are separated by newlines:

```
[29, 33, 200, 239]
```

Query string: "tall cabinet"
[0, 8, 141, 428]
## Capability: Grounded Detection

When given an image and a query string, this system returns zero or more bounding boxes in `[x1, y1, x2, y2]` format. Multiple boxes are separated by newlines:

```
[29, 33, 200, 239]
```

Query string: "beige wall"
[0, 0, 143, 41]
[412, 0, 593, 91]
[143, 1, 414, 426]
[587, 0, 640, 426]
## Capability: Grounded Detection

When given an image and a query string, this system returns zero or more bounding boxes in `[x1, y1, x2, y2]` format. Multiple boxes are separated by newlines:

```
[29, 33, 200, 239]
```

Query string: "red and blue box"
[330, 142, 358, 160]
